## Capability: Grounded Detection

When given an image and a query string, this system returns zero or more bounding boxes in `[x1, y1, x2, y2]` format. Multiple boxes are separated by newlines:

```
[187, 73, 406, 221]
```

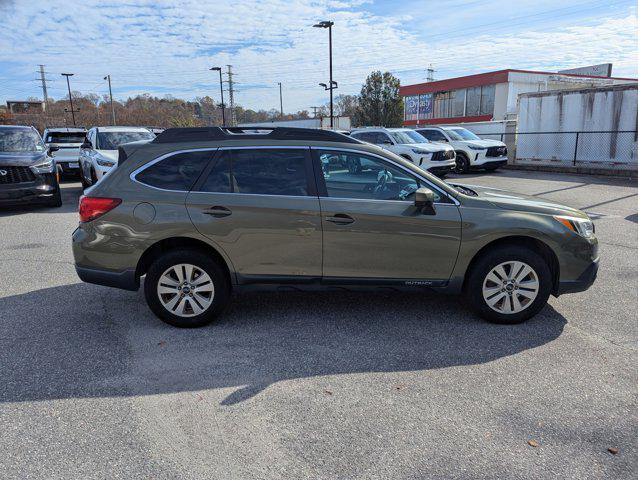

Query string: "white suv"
[79, 126, 155, 188]
[350, 127, 456, 177]
[42, 127, 87, 178]
[416, 126, 507, 174]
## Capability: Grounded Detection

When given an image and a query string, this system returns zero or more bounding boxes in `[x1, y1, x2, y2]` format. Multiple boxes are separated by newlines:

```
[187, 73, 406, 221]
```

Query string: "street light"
[210, 67, 225, 126]
[61, 73, 76, 126]
[313, 20, 336, 128]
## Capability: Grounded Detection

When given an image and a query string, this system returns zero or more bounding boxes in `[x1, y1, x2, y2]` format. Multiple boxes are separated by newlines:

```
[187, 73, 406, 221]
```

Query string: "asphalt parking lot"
[1, 169, 636, 479]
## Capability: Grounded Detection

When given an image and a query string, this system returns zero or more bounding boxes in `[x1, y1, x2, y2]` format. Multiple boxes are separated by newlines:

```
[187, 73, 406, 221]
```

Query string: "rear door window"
[136, 150, 213, 191]
[198, 148, 311, 196]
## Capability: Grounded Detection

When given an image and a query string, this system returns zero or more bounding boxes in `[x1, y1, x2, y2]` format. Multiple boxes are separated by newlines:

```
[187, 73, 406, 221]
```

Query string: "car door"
[313, 148, 462, 284]
[186, 147, 323, 283]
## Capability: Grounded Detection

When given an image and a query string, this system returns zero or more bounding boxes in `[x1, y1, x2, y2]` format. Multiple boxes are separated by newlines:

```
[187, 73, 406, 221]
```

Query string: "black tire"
[454, 153, 470, 174]
[80, 167, 89, 189]
[46, 185, 63, 208]
[464, 246, 552, 324]
[90, 167, 98, 185]
[144, 249, 231, 328]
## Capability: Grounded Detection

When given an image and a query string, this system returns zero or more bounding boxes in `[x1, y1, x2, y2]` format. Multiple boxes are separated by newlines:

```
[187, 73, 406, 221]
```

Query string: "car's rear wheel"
[464, 246, 552, 324]
[454, 153, 470, 174]
[144, 250, 231, 328]
[90, 167, 98, 185]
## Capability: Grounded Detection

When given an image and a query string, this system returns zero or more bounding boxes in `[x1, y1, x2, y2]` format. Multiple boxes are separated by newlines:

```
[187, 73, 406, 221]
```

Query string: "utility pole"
[38, 65, 49, 105]
[278, 82, 283, 118]
[313, 20, 336, 128]
[61, 73, 77, 126]
[226, 64, 236, 127]
[426, 64, 435, 82]
[104, 74, 116, 125]
[210, 67, 225, 126]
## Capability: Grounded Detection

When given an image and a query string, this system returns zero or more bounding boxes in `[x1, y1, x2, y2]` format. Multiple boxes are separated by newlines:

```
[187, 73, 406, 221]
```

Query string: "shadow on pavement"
[0, 284, 566, 406]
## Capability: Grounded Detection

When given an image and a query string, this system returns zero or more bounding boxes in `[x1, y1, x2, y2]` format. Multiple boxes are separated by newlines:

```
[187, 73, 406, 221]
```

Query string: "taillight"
[79, 196, 122, 222]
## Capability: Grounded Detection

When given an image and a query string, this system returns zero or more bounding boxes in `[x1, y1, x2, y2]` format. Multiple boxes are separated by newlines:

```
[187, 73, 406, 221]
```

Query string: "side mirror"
[381, 140, 393, 145]
[415, 187, 436, 215]
[48, 146, 60, 155]
[81, 140, 92, 149]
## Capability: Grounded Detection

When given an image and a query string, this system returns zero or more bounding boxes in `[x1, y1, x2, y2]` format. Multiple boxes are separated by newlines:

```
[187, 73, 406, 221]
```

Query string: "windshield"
[390, 130, 429, 144]
[446, 128, 481, 141]
[97, 130, 154, 150]
[0, 128, 46, 153]
[46, 132, 85, 144]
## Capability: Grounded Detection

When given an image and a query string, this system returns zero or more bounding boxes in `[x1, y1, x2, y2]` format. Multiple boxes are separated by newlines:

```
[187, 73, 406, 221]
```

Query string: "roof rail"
[153, 126, 360, 144]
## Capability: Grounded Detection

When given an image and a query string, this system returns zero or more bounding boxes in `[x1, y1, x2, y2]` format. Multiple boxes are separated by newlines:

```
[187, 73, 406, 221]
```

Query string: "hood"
[404, 143, 453, 153]
[458, 139, 504, 148]
[0, 151, 49, 167]
[453, 183, 588, 218]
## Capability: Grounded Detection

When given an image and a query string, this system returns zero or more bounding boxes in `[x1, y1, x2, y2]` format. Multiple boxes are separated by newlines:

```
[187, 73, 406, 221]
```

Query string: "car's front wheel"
[454, 153, 470, 174]
[144, 250, 231, 328]
[464, 246, 552, 324]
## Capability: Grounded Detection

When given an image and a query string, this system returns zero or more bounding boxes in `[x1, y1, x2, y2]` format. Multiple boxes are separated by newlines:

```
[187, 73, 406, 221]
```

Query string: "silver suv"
[73, 127, 598, 328]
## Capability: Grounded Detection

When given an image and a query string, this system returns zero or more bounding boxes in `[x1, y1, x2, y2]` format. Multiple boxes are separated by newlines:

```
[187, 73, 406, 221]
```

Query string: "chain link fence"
[478, 130, 638, 172]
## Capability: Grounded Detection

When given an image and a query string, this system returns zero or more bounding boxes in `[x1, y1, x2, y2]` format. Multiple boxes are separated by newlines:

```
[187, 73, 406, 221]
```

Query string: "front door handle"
[326, 213, 355, 225]
[202, 206, 232, 217]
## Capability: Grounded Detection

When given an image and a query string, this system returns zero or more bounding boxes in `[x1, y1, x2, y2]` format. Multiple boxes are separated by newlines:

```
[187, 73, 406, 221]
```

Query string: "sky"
[0, 0, 637, 113]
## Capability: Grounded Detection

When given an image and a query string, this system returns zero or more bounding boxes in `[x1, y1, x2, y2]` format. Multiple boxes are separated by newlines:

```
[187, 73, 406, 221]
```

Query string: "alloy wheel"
[157, 263, 215, 317]
[482, 261, 539, 314]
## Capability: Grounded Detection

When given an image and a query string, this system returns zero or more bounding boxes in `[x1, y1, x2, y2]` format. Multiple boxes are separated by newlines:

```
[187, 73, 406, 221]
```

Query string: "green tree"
[354, 71, 403, 127]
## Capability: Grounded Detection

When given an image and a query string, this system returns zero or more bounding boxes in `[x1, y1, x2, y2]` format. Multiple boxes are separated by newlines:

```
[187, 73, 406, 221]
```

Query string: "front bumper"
[471, 153, 508, 166]
[428, 164, 455, 176]
[557, 258, 599, 295]
[0, 172, 59, 206]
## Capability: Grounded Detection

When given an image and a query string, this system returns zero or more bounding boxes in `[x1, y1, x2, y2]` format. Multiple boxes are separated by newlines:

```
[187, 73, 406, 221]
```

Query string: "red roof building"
[400, 69, 638, 126]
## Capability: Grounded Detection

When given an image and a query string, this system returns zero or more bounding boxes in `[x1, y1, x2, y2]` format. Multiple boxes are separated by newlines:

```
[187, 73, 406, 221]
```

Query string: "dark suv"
[73, 127, 598, 328]
[0, 125, 62, 208]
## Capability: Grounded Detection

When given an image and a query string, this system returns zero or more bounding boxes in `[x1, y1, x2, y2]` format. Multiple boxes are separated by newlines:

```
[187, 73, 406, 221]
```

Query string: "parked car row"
[0, 124, 156, 208]
[348, 126, 507, 177]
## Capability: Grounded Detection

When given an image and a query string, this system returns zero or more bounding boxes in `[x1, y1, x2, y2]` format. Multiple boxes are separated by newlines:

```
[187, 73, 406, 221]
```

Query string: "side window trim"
[130, 147, 218, 192]
[310, 147, 456, 205]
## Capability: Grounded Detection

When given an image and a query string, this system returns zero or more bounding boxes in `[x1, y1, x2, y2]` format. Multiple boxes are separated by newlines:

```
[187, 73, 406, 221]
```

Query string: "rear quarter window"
[135, 150, 213, 191]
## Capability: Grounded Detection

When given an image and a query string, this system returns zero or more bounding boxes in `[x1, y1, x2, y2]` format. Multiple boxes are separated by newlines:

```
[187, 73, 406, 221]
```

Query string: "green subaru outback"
[72, 127, 598, 328]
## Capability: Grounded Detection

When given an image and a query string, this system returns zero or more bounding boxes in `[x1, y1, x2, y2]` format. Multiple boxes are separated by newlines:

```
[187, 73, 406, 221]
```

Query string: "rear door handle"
[202, 206, 232, 217]
[326, 213, 355, 225]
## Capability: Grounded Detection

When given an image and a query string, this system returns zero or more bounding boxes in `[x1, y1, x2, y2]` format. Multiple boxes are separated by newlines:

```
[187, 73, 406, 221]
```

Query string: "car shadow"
[0, 284, 567, 406]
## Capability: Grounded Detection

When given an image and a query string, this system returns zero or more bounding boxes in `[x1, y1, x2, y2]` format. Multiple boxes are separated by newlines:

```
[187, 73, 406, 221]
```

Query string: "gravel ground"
[0, 169, 636, 479]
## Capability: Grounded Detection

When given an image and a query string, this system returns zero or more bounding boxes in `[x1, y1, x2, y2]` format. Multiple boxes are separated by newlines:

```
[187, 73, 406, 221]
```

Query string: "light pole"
[278, 82, 283, 118]
[313, 20, 335, 128]
[61, 73, 76, 126]
[104, 75, 116, 125]
[210, 67, 225, 126]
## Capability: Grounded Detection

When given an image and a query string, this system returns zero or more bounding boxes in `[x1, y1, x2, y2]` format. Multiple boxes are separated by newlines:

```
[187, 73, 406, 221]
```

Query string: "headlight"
[96, 157, 116, 168]
[32, 157, 55, 173]
[553, 215, 595, 238]
[468, 145, 487, 150]
[411, 149, 431, 155]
